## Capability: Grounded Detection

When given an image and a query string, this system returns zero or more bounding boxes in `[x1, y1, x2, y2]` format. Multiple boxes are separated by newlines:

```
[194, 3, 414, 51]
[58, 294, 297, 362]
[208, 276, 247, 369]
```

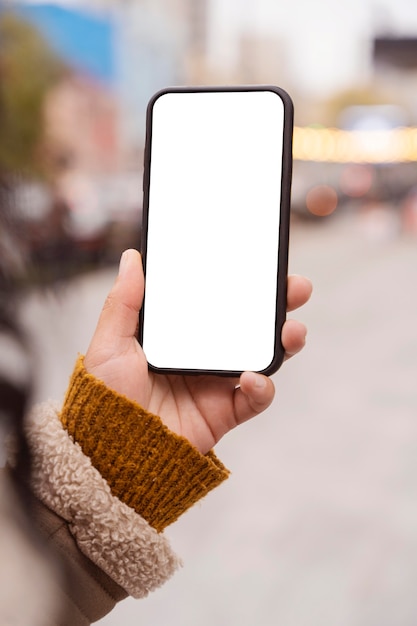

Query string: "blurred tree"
[0, 12, 66, 178]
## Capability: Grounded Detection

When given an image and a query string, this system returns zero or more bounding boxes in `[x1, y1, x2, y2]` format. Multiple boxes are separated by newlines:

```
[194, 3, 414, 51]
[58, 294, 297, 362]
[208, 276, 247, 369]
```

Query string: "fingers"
[284, 275, 310, 360]
[233, 308, 307, 426]
[287, 275, 312, 312]
[86, 249, 144, 358]
[234, 372, 275, 425]
[282, 318, 307, 360]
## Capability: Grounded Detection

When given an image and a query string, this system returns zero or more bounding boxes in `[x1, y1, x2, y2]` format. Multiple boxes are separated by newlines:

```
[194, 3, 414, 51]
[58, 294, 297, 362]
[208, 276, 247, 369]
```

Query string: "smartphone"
[139, 85, 293, 377]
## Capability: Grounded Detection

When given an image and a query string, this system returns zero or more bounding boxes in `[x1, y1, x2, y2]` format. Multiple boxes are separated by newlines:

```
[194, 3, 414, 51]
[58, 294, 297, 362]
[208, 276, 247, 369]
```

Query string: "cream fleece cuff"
[24, 401, 181, 598]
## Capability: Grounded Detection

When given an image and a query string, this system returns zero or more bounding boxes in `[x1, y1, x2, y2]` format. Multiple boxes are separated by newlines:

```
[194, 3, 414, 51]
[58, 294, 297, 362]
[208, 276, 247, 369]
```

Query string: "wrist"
[60, 356, 230, 531]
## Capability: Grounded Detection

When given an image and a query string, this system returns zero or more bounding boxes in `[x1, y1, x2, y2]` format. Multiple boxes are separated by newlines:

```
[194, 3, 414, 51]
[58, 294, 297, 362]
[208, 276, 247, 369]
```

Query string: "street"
[20, 208, 417, 626]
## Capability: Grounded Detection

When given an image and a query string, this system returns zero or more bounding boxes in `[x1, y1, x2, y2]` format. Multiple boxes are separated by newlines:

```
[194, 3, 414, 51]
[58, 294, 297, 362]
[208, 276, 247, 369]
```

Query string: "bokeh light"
[339, 164, 374, 198]
[293, 126, 417, 163]
[305, 184, 338, 216]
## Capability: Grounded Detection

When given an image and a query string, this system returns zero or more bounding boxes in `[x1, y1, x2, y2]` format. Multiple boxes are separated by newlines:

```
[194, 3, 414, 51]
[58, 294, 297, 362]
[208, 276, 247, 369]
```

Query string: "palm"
[147, 372, 240, 454]
[116, 339, 245, 454]
[87, 339, 241, 454]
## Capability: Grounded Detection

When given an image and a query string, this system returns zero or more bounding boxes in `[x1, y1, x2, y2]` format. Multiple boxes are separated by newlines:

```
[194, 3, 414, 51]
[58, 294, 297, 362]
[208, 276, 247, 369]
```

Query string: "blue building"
[12, 3, 115, 85]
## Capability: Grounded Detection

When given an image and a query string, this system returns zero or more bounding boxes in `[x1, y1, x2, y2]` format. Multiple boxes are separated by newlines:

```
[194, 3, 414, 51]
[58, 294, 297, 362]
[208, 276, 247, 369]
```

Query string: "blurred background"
[1, 0, 417, 624]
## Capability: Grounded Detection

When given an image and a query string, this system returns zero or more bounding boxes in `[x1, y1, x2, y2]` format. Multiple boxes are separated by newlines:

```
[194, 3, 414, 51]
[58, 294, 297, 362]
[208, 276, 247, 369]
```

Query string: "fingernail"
[254, 373, 267, 389]
[246, 371, 266, 389]
[118, 250, 130, 276]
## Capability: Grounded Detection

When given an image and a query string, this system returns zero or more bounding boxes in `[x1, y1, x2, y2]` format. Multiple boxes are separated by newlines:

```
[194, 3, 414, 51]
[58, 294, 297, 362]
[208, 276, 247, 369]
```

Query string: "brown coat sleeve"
[1, 465, 127, 626]
[33, 496, 128, 625]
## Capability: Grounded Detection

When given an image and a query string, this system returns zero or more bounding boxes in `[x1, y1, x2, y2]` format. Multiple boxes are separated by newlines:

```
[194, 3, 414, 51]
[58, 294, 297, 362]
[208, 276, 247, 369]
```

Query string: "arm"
[21, 249, 311, 624]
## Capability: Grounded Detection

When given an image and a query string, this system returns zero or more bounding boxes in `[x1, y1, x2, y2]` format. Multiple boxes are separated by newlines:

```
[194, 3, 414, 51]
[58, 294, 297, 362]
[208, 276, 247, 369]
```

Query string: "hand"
[84, 249, 312, 454]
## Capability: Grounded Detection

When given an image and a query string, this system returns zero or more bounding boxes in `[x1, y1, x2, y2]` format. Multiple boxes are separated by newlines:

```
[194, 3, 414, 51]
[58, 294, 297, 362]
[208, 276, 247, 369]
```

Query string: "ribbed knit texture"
[60, 356, 230, 532]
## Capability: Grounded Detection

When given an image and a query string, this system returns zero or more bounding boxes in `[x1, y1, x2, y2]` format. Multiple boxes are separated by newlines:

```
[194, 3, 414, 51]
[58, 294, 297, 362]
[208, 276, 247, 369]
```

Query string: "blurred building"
[236, 34, 289, 87]
[11, 3, 116, 85]
[45, 76, 120, 175]
[11, 0, 212, 151]
[373, 36, 417, 123]
[117, 0, 213, 142]
[182, 0, 210, 82]
[9, 3, 121, 171]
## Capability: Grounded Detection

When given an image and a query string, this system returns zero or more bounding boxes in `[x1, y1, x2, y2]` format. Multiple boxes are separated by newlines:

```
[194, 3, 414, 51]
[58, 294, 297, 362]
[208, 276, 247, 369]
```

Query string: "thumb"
[87, 249, 144, 359]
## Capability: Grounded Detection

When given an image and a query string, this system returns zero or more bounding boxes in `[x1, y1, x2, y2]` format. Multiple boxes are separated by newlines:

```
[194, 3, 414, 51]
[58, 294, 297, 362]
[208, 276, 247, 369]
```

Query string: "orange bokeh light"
[306, 185, 338, 217]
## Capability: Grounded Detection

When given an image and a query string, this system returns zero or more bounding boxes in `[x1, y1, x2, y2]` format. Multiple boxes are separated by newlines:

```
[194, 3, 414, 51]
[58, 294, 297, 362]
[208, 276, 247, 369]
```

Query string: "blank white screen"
[142, 89, 285, 372]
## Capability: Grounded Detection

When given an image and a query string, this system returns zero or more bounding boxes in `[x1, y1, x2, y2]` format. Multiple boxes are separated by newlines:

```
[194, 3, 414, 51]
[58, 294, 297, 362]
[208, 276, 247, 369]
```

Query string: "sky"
[209, 0, 417, 96]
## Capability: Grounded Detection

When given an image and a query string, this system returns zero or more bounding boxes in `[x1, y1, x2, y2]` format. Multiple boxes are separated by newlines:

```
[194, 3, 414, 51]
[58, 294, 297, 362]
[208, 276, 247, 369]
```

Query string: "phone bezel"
[139, 85, 294, 377]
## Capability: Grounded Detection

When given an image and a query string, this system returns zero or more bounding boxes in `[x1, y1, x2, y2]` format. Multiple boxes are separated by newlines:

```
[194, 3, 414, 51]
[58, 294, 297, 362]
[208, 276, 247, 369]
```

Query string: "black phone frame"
[139, 84, 294, 377]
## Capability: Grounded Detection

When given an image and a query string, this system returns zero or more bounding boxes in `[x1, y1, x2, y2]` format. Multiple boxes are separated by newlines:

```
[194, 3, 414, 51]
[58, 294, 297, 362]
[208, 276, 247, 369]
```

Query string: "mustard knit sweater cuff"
[60, 356, 230, 532]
